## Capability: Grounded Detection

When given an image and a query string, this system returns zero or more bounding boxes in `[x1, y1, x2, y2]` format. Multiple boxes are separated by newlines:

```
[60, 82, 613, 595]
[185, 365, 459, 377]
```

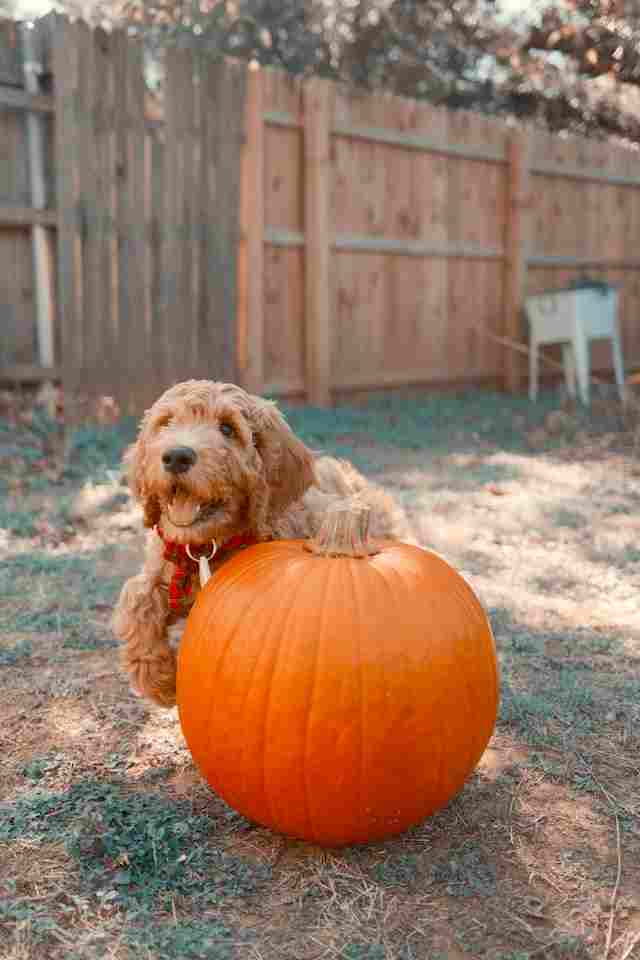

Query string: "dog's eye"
[220, 422, 235, 438]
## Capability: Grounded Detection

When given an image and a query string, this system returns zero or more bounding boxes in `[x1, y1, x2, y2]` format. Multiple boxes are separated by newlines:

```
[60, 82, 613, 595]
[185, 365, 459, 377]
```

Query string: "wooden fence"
[53, 18, 246, 412]
[1, 16, 640, 411]
[240, 69, 640, 405]
[0, 18, 57, 385]
[0, 16, 247, 413]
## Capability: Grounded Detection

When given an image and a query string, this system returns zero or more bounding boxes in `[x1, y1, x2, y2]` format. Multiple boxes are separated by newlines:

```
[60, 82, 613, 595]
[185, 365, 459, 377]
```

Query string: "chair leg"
[529, 340, 539, 401]
[573, 332, 591, 405]
[561, 343, 576, 398]
[611, 330, 626, 403]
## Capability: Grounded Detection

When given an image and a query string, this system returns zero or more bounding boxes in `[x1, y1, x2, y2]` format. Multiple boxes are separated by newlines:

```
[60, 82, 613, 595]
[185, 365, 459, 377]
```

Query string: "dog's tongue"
[167, 493, 202, 526]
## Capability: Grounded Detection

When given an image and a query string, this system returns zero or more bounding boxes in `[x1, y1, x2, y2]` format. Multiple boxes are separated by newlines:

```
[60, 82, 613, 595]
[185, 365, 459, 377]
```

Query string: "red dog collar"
[156, 527, 259, 615]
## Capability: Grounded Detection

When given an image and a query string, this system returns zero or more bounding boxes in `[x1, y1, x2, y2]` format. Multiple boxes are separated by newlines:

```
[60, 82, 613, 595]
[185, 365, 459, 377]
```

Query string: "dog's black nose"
[162, 446, 197, 474]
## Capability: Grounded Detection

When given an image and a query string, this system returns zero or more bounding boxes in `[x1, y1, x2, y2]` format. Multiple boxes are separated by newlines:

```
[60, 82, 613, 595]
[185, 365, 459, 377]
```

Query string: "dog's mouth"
[166, 489, 223, 528]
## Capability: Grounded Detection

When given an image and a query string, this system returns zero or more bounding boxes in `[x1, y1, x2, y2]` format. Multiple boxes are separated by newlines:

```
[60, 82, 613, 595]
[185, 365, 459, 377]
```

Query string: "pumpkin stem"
[305, 498, 380, 558]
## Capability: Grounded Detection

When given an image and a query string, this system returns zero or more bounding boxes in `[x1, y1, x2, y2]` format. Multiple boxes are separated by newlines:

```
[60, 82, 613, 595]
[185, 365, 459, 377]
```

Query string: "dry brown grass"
[1, 396, 639, 960]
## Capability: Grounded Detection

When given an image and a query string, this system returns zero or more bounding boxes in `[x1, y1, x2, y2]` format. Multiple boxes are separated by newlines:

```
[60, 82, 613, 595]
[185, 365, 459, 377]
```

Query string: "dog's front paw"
[127, 648, 178, 708]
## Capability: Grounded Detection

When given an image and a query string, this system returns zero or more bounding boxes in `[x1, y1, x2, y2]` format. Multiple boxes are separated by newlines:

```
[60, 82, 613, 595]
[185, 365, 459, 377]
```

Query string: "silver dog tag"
[198, 553, 212, 587]
[186, 542, 217, 588]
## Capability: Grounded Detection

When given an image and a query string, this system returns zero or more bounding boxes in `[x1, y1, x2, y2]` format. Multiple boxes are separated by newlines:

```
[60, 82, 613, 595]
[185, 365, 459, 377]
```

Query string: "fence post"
[304, 77, 332, 408]
[52, 15, 82, 405]
[504, 126, 532, 393]
[21, 22, 56, 373]
[238, 65, 264, 395]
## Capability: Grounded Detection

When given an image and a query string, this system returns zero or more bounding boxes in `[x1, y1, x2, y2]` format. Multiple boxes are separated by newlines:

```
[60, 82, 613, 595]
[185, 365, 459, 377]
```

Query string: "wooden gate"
[53, 18, 246, 413]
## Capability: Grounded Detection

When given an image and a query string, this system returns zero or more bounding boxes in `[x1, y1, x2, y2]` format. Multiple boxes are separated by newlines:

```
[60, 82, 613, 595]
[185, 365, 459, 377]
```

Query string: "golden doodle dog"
[113, 380, 408, 707]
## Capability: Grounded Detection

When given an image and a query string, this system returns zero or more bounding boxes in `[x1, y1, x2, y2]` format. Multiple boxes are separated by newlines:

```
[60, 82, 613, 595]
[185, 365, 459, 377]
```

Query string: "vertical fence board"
[164, 47, 193, 388]
[156, 48, 178, 393]
[264, 124, 303, 234]
[104, 33, 122, 399]
[0, 19, 36, 368]
[189, 49, 203, 376]
[159, 46, 183, 391]
[0, 88, 29, 204]
[149, 124, 165, 394]
[113, 31, 131, 405]
[304, 77, 332, 408]
[263, 246, 305, 391]
[93, 28, 115, 388]
[197, 58, 245, 384]
[416, 102, 449, 379]
[196, 49, 216, 381]
[126, 35, 150, 410]
[21, 23, 56, 370]
[81, 25, 109, 394]
[176, 46, 194, 382]
[53, 16, 82, 398]
[0, 20, 21, 85]
[504, 128, 532, 392]
[0, 236, 37, 367]
[238, 66, 265, 393]
[76, 23, 96, 393]
[191, 47, 207, 378]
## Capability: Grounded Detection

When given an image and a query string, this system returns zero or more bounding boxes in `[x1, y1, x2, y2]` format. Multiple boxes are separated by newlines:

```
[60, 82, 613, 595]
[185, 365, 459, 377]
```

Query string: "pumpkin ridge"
[447, 577, 499, 765]
[359, 555, 410, 827]
[431, 553, 474, 805]
[431, 567, 496, 799]
[233, 566, 296, 819]
[429, 560, 482, 808]
[259, 560, 313, 832]
[454, 611, 478, 796]
[180, 556, 288, 803]
[178, 583, 247, 761]
[408, 557, 449, 815]
[200, 560, 285, 782]
[368, 552, 429, 821]
[370, 549, 462, 817]
[302, 560, 338, 844]
[345, 557, 366, 839]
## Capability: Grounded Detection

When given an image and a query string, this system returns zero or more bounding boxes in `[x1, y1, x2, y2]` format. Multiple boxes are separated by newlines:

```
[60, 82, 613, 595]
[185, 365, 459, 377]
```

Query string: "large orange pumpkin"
[177, 503, 499, 847]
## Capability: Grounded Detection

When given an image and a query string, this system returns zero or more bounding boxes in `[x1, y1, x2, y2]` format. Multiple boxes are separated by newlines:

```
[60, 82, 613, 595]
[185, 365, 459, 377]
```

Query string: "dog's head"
[124, 380, 316, 545]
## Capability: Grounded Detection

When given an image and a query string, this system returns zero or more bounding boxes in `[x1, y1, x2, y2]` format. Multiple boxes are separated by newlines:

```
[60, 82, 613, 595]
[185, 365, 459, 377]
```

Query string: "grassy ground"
[1, 388, 639, 960]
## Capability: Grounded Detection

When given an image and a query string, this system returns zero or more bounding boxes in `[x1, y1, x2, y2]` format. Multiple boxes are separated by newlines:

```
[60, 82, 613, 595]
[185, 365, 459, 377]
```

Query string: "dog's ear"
[123, 440, 161, 529]
[249, 398, 316, 517]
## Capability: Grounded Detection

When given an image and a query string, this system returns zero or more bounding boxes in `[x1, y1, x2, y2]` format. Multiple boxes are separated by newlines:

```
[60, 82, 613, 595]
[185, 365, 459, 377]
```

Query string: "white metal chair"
[525, 285, 626, 405]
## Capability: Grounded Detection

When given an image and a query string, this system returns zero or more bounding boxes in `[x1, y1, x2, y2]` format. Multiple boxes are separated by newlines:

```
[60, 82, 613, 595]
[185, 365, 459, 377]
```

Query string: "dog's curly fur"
[112, 380, 409, 708]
